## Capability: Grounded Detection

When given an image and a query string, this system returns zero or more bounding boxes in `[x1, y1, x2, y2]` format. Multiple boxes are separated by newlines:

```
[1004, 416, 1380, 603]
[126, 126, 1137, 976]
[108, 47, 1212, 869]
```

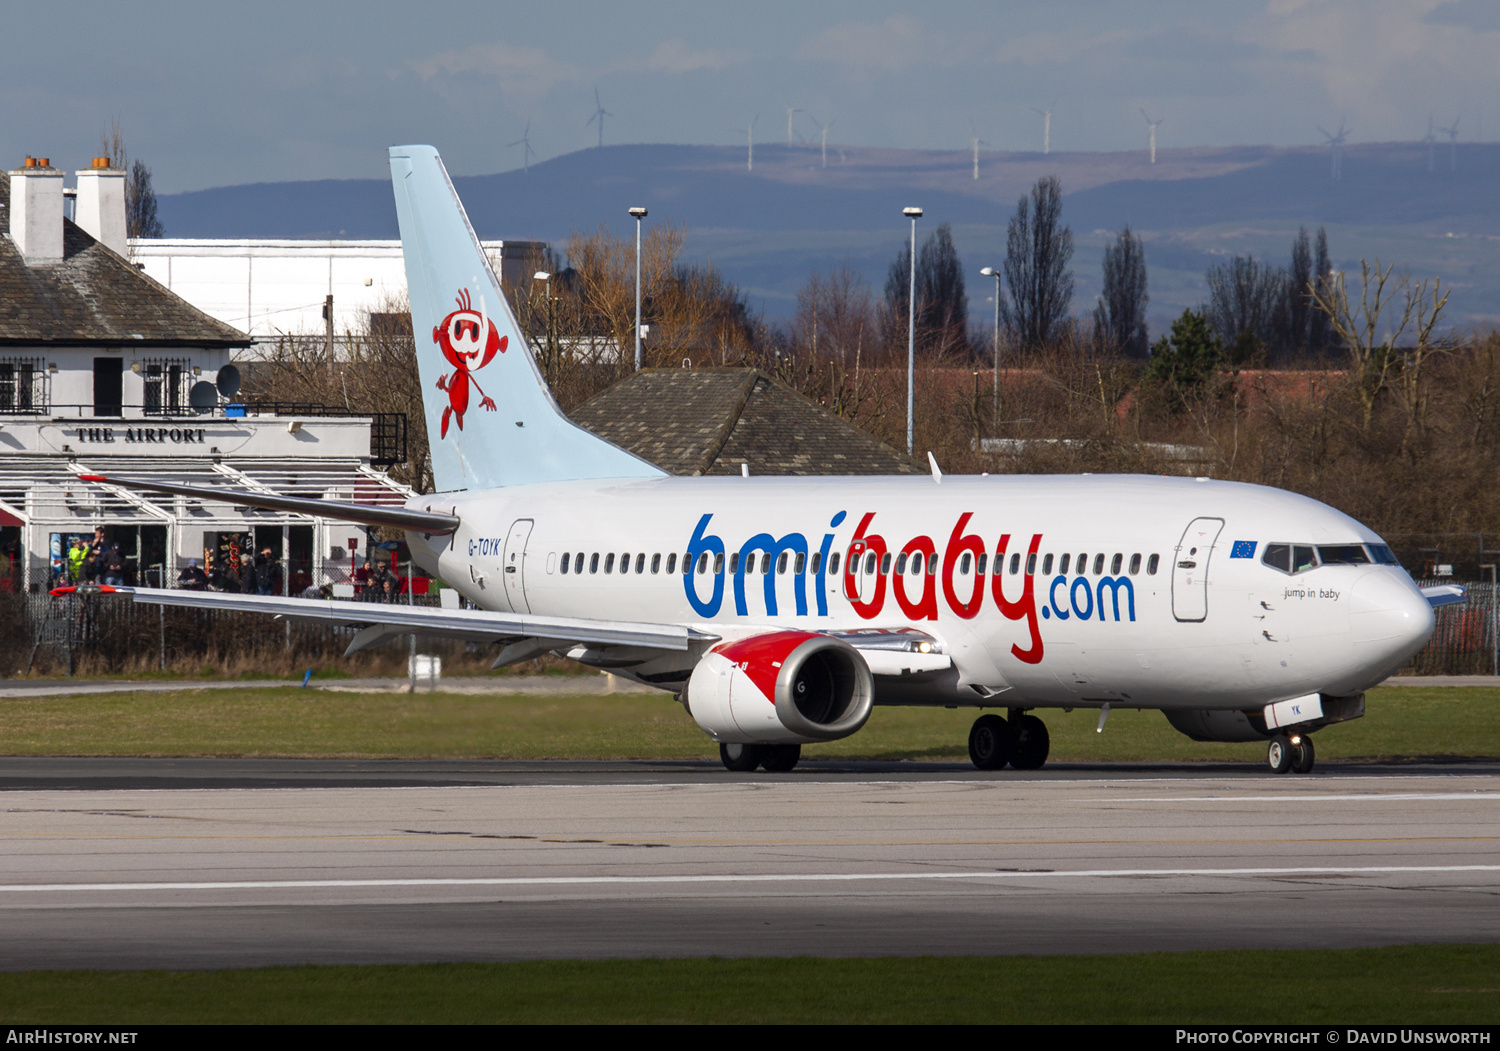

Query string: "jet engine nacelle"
[682, 631, 874, 745]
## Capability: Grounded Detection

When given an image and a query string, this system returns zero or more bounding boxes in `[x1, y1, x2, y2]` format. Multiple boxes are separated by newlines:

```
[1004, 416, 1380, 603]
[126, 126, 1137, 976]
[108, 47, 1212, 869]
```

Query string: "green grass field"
[1, 945, 1497, 1023]
[0, 684, 1493, 762]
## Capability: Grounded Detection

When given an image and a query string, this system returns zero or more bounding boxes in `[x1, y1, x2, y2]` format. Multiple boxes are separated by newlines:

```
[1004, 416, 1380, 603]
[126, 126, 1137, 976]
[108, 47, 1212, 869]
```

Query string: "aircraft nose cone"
[1349, 570, 1435, 663]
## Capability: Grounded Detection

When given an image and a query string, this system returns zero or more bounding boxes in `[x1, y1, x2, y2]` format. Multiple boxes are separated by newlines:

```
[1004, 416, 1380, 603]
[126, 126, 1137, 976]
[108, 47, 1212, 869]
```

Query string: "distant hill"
[158, 142, 1500, 329]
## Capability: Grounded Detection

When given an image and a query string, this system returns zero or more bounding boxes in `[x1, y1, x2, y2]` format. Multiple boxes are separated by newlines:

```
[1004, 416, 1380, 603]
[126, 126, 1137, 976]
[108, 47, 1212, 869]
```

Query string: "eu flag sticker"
[1230, 540, 1257, 558]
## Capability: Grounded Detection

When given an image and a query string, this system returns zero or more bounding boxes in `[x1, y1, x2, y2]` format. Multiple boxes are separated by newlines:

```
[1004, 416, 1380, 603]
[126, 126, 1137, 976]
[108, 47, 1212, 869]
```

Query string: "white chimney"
[75, 157, 127, 257]
[8, 157, 64, 263]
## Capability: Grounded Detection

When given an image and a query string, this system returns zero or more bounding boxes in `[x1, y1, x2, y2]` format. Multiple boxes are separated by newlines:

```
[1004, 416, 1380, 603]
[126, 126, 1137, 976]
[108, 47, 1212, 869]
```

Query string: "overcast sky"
[3, 0, 1497, 193]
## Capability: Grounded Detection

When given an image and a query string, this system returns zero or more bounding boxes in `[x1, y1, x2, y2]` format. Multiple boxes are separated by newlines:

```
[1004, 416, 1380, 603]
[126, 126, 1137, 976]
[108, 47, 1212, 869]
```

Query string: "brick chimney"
[74, 157, 127, 256]
[8, 156, 64, 263]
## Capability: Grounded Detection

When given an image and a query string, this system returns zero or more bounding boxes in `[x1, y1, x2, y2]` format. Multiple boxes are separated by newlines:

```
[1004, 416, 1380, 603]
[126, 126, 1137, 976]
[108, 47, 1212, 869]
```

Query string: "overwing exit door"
[502, 518, 533, 614]
[1172, 517, 1224, 622]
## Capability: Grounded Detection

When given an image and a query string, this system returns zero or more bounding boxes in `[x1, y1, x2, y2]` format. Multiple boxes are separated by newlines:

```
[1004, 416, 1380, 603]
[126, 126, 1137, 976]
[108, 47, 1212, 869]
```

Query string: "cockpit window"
[1317, 545, 1371, 566]
[1367, 544, 1399, 565]
[1262, 543, 1320, 575]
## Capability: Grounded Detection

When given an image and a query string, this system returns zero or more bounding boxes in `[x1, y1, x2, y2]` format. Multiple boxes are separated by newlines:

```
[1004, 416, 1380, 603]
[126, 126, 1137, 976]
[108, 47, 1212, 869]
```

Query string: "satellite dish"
[189, 381, 218, 413]
[216, 364, 241, 397]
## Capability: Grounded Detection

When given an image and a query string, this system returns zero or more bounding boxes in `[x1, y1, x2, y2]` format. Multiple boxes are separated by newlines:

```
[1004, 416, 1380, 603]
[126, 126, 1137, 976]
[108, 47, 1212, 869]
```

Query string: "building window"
[142, 359, 192, 415]
[0, 359, 46, 414]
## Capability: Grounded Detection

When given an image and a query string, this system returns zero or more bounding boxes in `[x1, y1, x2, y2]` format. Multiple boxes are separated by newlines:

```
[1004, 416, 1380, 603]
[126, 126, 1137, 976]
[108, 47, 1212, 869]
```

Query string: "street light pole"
[980, 266, 1002, 420]
[629, 207, 648, 370]
[903, 206, 922, 456]
[533, 270, 553, 385]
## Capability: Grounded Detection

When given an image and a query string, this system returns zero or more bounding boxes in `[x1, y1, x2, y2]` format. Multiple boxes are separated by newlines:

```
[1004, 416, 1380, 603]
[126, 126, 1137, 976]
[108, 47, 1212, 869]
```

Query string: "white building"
[0, 156, 415, 594]
[132, 238, 545, 355]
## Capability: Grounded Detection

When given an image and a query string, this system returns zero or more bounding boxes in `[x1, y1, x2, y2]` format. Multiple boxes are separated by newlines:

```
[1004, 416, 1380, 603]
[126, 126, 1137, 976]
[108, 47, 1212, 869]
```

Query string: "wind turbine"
[508, 120, 537, 173]
[1317, 121, 1349, 180]
[970, 119, 987, 180]
[585, 87, 613, 149]
[1437, 114, 1460, 171]
[1424, 114, 1436, 172]
[1141, 109, 1163, 165]
[1031, 102, 1055, 154]
[738, 114, 758, 172]
[785, 103, 803, 146]
[807, 113, 836, 168]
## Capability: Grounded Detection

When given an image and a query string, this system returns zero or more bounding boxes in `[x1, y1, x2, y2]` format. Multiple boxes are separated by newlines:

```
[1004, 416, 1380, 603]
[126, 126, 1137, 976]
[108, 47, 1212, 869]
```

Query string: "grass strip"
[0, 685, 1493, 762]
[0, 945, 1497, 1024]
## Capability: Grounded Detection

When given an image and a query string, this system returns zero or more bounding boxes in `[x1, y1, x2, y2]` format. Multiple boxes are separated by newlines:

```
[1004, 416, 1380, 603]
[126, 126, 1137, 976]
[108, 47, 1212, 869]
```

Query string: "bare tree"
[882, 223, 971, 359]
[99, 119, 164, 241]
[1309, 259, 1453, 443]
[1001, 176, 1074, 352]
[1093, 224, 1149, 357]
[1205, 254, 1286, 361]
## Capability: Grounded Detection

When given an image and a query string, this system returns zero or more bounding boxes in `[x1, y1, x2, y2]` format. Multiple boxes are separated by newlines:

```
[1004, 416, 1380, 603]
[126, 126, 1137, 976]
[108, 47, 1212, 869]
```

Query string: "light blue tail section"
[389, 145, 663, 492]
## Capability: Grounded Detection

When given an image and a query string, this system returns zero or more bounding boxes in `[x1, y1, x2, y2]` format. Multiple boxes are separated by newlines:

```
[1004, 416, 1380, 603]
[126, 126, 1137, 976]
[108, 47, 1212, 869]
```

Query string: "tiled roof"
[0, 172, 249, 347]
[570, 367, 921, 476]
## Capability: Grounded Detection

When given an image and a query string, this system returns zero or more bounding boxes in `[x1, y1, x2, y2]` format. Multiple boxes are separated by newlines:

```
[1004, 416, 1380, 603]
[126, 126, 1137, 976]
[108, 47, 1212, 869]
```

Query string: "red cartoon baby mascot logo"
[433, 288, 506, 438]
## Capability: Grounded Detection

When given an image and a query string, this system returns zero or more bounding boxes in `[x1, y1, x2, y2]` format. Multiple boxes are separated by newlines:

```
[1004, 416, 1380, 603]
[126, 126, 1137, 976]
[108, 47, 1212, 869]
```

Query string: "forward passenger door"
[1172, 517, 1224, 622]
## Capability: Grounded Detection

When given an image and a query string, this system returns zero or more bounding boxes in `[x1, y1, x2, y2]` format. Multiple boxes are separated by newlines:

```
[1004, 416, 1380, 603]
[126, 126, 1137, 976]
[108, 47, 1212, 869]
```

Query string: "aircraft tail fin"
[388, 145, 663, 492]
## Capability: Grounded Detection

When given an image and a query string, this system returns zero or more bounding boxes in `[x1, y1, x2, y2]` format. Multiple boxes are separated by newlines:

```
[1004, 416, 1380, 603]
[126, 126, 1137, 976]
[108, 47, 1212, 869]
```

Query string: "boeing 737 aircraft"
[60, 144, 1457, 776]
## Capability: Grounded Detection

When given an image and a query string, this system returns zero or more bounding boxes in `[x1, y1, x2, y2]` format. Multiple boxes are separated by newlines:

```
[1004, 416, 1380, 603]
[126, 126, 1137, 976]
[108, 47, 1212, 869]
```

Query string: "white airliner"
[63, 145, 1457, 776]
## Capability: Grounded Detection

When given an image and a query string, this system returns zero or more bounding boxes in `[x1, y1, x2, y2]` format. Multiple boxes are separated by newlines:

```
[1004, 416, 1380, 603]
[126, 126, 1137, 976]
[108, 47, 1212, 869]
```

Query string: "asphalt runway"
[0, 760, 1498, 970]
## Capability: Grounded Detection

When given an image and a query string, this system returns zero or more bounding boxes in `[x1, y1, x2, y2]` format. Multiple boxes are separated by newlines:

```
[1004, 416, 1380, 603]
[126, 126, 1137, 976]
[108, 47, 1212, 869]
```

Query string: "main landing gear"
[968, 711, 1050, 771]
[719, 742, 801, 773]
[1267, 732, 1316, 774]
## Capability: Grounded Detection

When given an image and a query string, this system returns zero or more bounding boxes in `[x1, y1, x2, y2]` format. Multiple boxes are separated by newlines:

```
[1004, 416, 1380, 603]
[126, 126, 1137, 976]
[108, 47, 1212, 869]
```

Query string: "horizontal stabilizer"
[75, 474, 459, 535]
[1421, 584, 1467, 609]
[50, 586, 705, 654]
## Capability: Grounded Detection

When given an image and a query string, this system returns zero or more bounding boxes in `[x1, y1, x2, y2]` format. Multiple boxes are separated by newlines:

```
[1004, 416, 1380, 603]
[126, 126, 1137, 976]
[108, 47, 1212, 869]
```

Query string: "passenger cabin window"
[1058, 554, 1070, 575]
[959, 553, 971, 574]
[714, 553, 724, 574]
[604, 553, 615, 574]
[729, 553, 740, 574]
[1093, 553, 1105, 575]
[1042, 553, 1054, 575]
[590, 553, 600, 574]
[667, 554, 677, 574]
[777, 552, 788, 575]
[927, 553, 938, 575]
[1129, 553, 1141, 575]
[1026, 553, 1037, 575]
[828, 552, 840, 575]
[1147, 554, 1159, 575]
[896, 553, 909, 575]
[977, 553, 988, 575]
[1009, 553, 1021, 575]
[1110, 553, 1122, 574]
[575, 553, 585, 574]
[560, 552, 570, 574]
[881, 553, 892, 575]
[810, 552, 822, 574]
[636, 554, 645, 574]
[651, 554, 661, 574]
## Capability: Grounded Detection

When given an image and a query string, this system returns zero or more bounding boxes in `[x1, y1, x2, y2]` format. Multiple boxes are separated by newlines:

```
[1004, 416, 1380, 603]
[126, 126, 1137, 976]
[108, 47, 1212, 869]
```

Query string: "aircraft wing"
[50, 585, 707, 656]
[74, 473, 459, 535]
[1421, 584, 1467, 609]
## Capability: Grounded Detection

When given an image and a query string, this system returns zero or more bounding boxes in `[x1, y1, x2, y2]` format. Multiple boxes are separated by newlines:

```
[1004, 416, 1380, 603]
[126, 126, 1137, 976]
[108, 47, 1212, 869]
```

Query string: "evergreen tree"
[1309, 227, 1333, 355]
[1287, 227, 1313, 355]
[884, 223, 969, 356]
[1147, 308, 1222, 409]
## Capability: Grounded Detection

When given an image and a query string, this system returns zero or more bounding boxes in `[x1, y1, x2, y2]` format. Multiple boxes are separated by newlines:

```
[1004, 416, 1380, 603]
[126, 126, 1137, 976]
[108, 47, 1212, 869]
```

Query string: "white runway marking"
[4, 864, 1499, 895]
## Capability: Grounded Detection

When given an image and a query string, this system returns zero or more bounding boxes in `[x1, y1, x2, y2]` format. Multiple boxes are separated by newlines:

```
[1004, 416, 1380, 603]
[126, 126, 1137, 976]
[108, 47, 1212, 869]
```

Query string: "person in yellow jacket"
[67, 537, 88, 583]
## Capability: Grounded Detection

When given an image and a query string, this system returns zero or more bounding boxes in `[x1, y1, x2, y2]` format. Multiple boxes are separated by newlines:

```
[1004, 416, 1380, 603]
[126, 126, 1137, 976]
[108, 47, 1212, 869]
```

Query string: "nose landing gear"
[1267, 733, 1316, 774]
[968, 710, 1051, 771]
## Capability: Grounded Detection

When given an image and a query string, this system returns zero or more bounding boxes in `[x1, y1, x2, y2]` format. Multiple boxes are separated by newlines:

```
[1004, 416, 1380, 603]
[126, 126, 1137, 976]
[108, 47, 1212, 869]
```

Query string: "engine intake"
[683, 631, 874, 745]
